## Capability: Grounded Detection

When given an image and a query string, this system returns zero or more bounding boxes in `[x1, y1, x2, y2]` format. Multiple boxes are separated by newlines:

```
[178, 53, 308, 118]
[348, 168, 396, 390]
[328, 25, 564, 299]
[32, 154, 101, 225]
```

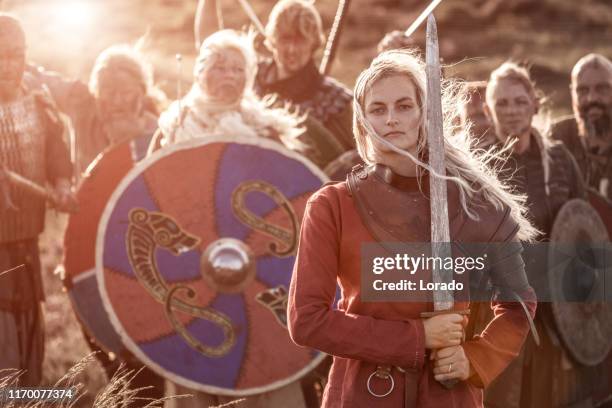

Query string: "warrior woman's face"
[0, 26, 26, 102]
[96, 70, 145, 121]
[199, 48, 247, 105]
[572, 65, 612, 141]
[269, 31, 315, 78]
[364, 74, 422, 158]
[486, 78, 536, 143]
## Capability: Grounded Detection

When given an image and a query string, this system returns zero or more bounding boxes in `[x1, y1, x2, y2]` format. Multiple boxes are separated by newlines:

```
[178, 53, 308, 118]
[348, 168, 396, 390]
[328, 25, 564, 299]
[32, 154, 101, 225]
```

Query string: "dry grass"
[1, 354, 186, 407]
[37, 213, 107, 406]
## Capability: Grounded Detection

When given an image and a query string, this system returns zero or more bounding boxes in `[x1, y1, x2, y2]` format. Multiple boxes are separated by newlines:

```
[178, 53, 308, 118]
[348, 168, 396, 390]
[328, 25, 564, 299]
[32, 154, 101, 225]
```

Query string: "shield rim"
[96, 134, 329, 396]
[549, 198, 612, 366]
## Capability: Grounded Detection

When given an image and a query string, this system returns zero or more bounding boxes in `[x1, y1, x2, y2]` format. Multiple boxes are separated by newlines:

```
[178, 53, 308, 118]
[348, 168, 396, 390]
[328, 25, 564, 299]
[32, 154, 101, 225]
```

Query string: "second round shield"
[97, 136, 328, 396]
[63, 135, 151, 355]
[548, 198, 612, 366]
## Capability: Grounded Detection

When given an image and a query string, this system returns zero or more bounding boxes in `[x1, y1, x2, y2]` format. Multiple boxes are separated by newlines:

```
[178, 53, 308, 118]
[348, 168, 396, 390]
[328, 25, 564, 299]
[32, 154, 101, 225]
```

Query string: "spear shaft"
[320, 0, 351, 76]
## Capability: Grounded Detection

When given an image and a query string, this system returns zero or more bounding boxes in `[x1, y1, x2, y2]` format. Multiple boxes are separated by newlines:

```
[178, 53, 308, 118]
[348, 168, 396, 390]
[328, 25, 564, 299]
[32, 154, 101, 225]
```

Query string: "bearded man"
[0, 14, 75, 386]
[195, 0, 354, 170]
[27, 45, 165, 173]
[28, 45, 167, 401]
[550, 53, 612, 198]
[483, 62, 607, 408]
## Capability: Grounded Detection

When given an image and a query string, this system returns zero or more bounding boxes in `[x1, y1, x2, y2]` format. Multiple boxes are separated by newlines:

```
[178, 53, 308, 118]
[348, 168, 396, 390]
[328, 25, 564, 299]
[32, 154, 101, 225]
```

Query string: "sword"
[425, 14, 453, 313]
[420, 14, 468, 388]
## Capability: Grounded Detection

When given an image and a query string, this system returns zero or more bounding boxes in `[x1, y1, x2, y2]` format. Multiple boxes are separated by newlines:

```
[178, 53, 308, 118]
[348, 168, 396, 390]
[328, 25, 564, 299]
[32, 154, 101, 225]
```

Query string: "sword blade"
[426, 14, 453, 311]
[404, 0, 444, 38]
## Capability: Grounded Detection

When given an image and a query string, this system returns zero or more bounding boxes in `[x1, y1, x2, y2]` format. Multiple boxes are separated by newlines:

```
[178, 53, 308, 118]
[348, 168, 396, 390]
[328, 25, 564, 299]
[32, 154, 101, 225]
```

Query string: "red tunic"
[288, 181, 536, 408]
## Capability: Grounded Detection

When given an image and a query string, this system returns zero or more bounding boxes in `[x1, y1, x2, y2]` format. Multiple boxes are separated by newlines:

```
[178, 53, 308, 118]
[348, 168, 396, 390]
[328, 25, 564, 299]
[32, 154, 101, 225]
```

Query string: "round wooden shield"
[588, 188, 612, 238]
[63, 135, 152, 355]
[549, 198, 612, 366]
[96, 136, 328, 396]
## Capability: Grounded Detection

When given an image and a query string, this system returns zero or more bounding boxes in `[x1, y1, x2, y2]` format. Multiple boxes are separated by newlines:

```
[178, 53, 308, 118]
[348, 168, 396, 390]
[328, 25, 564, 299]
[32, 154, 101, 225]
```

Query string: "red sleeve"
[462, 232, 537, 388]
[463, 288, 536, 388]
[288, 187, 426, 370]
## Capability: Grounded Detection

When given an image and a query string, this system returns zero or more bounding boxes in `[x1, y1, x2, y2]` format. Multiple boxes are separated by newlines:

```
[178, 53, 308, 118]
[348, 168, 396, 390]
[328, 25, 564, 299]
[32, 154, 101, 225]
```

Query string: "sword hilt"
[421, 308, 470, 389]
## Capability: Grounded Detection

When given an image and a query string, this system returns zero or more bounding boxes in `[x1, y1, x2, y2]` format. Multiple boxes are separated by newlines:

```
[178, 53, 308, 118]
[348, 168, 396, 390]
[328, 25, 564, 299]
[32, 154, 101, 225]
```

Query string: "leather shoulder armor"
[454, 201, 520, 244]
[348, 164, 519, 245]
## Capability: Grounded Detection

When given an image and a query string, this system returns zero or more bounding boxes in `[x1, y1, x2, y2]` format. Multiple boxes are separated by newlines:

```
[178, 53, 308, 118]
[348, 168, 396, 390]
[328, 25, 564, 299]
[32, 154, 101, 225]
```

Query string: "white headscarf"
[159, 29, 303, 148]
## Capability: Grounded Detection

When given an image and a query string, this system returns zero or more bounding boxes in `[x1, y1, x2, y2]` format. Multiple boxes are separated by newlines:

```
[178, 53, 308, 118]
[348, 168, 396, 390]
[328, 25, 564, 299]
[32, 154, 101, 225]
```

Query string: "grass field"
[2, 0, 611, 405]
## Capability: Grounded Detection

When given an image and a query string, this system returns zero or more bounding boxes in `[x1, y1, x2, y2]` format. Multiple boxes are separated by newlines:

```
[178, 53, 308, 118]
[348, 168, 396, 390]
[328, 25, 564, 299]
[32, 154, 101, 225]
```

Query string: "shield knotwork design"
[96, 135, 328, 396]
[548, 198, 612, 366]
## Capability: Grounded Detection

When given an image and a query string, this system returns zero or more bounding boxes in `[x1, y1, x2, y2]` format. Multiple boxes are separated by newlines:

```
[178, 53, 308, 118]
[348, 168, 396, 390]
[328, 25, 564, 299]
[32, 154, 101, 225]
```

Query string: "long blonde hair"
[353, 50, 538, 241]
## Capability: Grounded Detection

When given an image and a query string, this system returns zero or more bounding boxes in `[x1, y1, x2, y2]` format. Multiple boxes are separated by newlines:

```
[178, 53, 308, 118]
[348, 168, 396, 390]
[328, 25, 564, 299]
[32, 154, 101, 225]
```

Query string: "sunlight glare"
[50, 1, 97, 30]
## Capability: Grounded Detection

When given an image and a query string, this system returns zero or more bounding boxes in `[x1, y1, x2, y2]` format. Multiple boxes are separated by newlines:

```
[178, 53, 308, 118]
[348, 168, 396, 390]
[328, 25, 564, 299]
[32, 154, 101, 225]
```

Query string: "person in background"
[195, 0, 354, 171]
[28, 43, 167, 402]
[549, 53, 612, 198]
[28, 44, 165, 172]
[483, 62, 594, 408]
[156, 29, 308, 408]
[459, 81, 494, 148]
[0, 14, 75, 386]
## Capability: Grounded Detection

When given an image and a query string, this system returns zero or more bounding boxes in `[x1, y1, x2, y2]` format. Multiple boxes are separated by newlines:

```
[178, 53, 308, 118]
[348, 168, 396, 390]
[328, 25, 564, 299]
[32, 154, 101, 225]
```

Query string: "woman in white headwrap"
[155, 29, 303, 152]
[160, 29, 310, 408]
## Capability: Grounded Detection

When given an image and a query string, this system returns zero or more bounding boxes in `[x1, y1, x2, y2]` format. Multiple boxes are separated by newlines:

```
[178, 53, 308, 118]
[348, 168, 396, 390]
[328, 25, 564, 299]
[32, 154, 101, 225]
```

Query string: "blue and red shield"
[96, 136, 328, 396]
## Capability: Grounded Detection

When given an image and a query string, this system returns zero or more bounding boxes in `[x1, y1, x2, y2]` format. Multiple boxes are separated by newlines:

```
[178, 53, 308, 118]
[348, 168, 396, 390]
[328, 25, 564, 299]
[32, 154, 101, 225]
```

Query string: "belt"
[367, 365, 419, 408]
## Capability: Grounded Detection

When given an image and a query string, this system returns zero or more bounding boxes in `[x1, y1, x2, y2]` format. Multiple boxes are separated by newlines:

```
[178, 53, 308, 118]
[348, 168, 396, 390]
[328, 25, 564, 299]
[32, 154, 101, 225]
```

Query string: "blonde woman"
[288, 50, 538, 407]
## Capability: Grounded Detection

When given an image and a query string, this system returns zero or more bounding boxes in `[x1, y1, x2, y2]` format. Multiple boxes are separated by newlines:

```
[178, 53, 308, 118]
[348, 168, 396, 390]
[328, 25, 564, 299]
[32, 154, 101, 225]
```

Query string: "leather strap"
[403, 367, 419, 408]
